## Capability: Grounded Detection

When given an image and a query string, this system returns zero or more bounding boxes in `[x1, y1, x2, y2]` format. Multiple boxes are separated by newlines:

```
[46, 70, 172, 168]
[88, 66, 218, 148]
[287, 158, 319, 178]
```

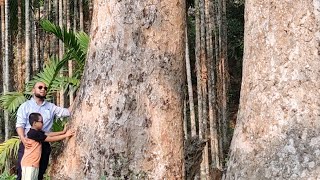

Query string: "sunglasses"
[38, 86, 48, 91]
[36, 120, 43, 123]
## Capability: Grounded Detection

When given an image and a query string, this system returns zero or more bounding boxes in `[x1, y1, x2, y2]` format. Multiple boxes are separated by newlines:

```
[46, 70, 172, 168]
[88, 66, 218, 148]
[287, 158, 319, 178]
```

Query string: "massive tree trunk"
[51, 0, 186, 179]
[224, 1, 320, 179]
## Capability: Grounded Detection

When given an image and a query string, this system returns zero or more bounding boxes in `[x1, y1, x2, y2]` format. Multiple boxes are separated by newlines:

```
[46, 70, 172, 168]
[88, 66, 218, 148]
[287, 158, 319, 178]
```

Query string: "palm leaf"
[26, 57, 65, 95]
[0, 92, 29, 114]
[76, 31, 90, 54]
[50, 76, 80, 95]
[40, 19, 88, 66]
[0, 137, 20, 171]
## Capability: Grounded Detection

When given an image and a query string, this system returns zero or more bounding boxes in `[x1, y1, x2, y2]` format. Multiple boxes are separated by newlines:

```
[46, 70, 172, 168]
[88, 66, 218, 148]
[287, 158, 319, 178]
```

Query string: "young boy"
[21, 112, 75, 180]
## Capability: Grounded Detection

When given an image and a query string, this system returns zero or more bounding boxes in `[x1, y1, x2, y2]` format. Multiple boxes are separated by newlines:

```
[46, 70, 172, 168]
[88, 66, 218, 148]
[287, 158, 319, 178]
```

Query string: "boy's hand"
[63, 123, 69, 133]
[65, 129, 75, 137]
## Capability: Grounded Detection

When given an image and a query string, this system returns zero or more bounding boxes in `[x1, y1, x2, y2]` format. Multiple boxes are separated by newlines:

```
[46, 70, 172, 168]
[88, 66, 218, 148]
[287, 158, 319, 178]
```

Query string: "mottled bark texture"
[224, 0, 320, 179]
[51, 0, 186, 179]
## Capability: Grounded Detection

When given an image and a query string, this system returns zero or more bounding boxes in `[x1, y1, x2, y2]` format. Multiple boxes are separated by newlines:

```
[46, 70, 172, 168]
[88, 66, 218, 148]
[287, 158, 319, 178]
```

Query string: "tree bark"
[69, 0, 78, 105]
[51, 0, 186, 179]
[185, 26, 196, 137]
[25, 0, 32, 83]
[34, 1, 40, 73]
[17, 0, 23, 91]
[0, 6, 4, 141]
[88, 0, 93, 31]
[79, 0, 83, 31]
[224, 1, 320, 179]
[216, 0, 229, 161]
[59, 0, 64, 107]
[207, 0, 222, 172]
[73, 0, 77, 30]
[3, 0, 10, 140]
[184, 98, 188, 140]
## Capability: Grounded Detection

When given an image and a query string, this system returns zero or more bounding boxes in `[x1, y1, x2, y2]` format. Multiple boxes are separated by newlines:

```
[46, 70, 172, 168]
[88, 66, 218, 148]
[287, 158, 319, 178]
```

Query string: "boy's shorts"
[22, 166, 39, 180]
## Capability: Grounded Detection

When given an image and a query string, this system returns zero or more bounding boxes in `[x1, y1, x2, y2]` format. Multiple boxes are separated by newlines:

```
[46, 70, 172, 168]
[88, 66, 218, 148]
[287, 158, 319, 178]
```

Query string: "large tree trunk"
[224, 1, 320, 179]
[51, 0, 186, 179]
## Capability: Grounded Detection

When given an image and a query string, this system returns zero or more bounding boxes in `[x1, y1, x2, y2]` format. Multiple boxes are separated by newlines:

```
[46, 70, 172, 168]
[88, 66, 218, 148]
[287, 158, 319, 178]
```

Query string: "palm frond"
[0, 92, 29, 114]
[26, 57, 65, 95]
[0, 137, 20, 171]
[76, 31, 90, 54]
[50, 76, 81, 95]
[40, 19, 88, 66]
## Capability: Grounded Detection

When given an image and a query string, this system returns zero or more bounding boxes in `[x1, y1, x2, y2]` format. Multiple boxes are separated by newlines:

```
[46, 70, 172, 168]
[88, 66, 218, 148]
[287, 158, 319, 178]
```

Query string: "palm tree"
[185, 26, 196, 137]
[0, 3, 4, 141]
[25, 0, 32, 83]
[17, 0, 23, 91]
[3, 0, 11, 141]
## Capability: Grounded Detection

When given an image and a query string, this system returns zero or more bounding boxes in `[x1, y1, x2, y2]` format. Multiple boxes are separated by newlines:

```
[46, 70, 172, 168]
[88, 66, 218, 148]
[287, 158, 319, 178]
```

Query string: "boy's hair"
[29, 113, 42, 126]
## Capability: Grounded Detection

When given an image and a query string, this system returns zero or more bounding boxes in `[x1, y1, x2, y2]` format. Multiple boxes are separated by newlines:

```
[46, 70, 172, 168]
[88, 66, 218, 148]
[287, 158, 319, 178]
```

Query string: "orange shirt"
[21, 139, 42, 168]
[21, 129, 47, 168]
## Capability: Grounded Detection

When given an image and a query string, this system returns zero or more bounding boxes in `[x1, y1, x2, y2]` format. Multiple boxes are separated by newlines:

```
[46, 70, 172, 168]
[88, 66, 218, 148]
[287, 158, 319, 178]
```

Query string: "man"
[16, 81, 73, 180]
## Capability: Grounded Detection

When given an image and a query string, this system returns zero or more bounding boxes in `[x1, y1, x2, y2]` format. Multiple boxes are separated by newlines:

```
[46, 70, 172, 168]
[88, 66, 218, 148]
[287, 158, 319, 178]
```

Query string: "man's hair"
[29, 112, 42, 125]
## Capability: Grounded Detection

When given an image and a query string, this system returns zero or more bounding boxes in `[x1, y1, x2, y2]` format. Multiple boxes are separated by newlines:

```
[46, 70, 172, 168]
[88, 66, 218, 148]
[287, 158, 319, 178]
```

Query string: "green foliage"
[0, 137, 20, 172]
[227, 0, 244, 63]
[0, 169, 17, 180]
[25, 57, 80, 97]
[40, 19, 89, 70]
[39, 19, 89, 93]
[0, 92, 29, 114]
[51, 119, 67, 133]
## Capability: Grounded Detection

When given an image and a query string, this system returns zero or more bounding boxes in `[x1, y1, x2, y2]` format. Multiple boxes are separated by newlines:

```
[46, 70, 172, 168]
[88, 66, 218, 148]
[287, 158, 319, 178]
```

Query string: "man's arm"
[16, 104, 32, 147]
[16, 127, 30, 146]
[52, 104, 71, 118]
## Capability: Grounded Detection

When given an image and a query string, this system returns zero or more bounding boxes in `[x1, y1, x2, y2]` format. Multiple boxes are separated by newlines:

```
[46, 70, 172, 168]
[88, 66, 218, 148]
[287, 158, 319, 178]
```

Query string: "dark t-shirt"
[27, 128, 47, 142]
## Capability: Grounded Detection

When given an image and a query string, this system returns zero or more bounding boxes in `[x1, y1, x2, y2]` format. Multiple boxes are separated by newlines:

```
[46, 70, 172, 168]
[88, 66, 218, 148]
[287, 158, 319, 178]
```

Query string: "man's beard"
[34, 93, 46, 99]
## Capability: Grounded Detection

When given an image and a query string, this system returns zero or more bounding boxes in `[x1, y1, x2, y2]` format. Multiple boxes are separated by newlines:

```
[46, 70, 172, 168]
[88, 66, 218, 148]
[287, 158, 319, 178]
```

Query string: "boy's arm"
[46, 131, 65, 137]
[44, 130, 74, 142]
